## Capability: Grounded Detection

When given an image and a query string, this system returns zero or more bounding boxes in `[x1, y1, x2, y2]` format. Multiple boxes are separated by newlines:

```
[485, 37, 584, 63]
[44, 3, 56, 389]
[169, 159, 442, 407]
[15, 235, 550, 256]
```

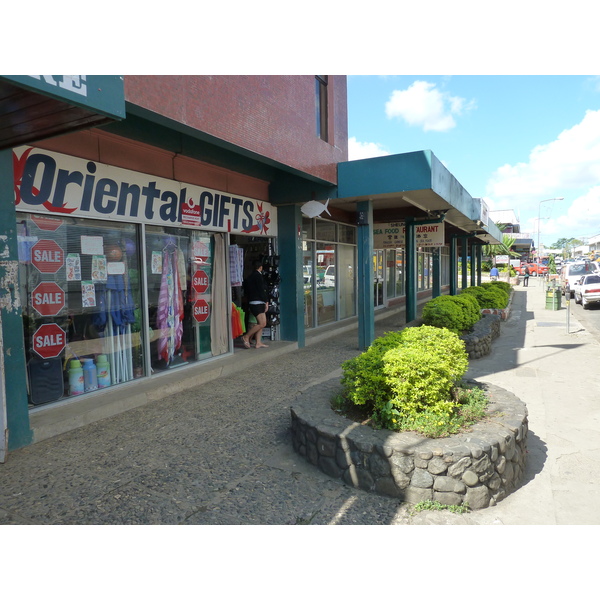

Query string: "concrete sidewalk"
[1, 280, 599, 525]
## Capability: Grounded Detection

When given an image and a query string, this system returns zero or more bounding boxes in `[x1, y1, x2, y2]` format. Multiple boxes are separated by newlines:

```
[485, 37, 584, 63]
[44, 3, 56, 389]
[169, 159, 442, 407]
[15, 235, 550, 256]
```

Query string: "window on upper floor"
[315, 76, 328, 141]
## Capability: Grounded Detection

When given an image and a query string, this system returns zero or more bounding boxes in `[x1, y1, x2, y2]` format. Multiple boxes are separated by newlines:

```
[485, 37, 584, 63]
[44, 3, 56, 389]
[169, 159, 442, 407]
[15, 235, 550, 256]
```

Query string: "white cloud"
[348, 136, 390, 160]
[486, 109, 600, 209]
[385, 80, 475, 132]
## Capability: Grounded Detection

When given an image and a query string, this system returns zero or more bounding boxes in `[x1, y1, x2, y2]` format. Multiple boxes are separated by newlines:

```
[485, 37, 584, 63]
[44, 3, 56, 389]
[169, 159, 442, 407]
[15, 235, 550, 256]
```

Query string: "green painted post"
[476, 244, 482, 286]
[0, 150, 32, 450]
[277, 204, 305, 347]
[357, 201, 374, 350]
[470, 240, 476, 287]
[461, 237, 469, 289]
[432, 247, 441, 298]
[405, 217, 417, 322]
[450, 235, 458, 295]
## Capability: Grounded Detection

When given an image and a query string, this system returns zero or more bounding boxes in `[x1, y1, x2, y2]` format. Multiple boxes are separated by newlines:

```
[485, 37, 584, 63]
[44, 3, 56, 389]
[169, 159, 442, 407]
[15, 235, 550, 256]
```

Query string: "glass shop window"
[17, 214, 143, 406]
[145, 226, 224, 373]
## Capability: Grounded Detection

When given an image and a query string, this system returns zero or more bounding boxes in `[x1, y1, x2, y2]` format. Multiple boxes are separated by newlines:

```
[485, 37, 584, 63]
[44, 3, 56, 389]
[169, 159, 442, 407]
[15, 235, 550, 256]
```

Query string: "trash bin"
[545, 286, 561, 310]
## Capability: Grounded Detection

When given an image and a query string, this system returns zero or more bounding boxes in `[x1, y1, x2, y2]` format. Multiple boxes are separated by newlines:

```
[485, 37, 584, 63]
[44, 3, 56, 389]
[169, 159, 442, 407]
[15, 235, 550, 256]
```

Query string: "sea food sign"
[13, 147, 277, 236]
[373, 222, 445, 248]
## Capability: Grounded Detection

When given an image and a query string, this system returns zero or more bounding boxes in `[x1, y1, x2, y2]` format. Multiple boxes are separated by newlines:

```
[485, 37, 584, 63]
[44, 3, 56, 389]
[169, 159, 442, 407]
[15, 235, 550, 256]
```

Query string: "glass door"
[373, 249, 384, 307]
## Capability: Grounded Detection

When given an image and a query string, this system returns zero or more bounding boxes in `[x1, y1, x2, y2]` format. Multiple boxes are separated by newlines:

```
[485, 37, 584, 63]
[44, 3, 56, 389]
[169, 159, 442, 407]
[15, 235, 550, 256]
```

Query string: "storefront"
[14, 145, 277, 408]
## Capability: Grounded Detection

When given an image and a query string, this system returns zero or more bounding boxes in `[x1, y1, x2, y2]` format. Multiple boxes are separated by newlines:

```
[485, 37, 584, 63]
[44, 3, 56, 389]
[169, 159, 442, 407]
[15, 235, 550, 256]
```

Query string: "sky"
[346, 75, 600, 249]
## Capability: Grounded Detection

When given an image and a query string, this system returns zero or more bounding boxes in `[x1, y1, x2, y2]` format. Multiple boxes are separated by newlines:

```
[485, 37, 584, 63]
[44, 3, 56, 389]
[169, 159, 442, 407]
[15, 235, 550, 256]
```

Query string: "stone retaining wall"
[461, 314, 501, 359]
[460, 289, 514, 359]
[290, 380, 528, 509]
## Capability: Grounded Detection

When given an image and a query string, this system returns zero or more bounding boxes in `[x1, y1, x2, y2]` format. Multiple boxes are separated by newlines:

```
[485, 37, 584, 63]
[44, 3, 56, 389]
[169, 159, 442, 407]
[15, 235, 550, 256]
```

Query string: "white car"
[560, 261, 599, 297]
[573, 273, 600, 309]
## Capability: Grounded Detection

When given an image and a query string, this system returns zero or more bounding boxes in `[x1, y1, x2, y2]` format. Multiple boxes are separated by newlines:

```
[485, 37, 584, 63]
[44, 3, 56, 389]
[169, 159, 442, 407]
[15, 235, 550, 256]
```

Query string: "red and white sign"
[181, 197, 201, 226]
[32, 323, 66, 359]
[193, 299, 210, 323]
[32, 282, 65, 316]
[30, 213, 63, 231]
[31, 239, 64, 274]
[192, 270, 209, 294]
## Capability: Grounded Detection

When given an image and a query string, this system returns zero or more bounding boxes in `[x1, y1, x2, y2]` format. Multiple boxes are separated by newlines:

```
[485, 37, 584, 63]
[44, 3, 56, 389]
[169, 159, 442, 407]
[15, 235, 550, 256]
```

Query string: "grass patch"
[411, 500, 470, 515]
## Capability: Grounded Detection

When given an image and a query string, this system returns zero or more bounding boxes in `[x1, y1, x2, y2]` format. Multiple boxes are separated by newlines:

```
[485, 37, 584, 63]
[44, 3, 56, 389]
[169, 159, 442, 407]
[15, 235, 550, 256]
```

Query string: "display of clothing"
[157, 244, 184, 363]
[229, 245, 244, 287]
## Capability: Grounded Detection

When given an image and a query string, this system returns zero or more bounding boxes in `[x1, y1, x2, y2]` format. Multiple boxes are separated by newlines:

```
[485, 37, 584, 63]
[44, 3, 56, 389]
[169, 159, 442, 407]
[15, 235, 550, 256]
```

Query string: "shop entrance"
[229, 235, 279, 344]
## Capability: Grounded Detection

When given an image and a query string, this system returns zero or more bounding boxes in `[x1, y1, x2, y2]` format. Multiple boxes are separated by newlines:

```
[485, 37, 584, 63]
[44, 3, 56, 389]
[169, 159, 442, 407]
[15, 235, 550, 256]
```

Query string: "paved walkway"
[1, 279, 599, 525]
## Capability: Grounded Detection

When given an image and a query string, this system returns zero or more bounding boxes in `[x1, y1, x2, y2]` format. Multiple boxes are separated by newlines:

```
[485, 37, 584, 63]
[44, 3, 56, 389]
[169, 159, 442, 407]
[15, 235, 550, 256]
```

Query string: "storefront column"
[476, 244, 483, 286]
[432, 247, 441, 298]
[470, 239, 477, 287]
[277, 204, 305, 347]
[461, 237, 469, 289]
[0, 150, 32, 450]
[405, 217, 417, 322]
[357, 200, 374, 350]
[450, 235, 458, 295]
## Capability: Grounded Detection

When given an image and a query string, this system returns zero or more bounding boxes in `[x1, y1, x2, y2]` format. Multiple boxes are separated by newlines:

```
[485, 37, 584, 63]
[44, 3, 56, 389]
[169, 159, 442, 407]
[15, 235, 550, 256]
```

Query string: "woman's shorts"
[249, 303, 267, 317]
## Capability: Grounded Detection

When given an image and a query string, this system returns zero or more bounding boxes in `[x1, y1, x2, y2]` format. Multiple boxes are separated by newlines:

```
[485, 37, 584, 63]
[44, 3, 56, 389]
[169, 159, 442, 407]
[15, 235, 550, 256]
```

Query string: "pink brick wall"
[124, 75, 348, 184]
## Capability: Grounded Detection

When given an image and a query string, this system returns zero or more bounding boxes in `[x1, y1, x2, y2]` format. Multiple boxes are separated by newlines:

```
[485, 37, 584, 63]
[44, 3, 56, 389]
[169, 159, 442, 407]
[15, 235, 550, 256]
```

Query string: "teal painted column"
[461, 237, 469, 290]
[277, 204, 305, 347]
[450, 235, 458, 295]
[432, 247, 441, 298]
[357, 201, 374, 350]
[476, 244, 482, 286]
[470, 240, 476, 287]
[0, 150, 32, 450]
[405, 217, 417, 322]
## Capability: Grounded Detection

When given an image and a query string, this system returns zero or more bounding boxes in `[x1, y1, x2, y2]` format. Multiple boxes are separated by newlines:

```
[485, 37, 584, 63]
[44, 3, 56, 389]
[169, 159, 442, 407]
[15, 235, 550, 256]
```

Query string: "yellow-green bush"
[341, 326, 469, 430]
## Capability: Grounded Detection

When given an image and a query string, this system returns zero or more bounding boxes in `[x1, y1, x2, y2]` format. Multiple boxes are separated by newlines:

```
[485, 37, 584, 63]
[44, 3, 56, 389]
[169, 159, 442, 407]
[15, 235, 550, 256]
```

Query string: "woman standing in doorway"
[242, 260, 269, 349]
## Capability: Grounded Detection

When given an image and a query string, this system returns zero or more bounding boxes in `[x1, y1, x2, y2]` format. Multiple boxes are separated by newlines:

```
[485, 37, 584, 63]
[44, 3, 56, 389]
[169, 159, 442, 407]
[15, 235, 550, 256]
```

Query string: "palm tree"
[483, 223, 521, 265]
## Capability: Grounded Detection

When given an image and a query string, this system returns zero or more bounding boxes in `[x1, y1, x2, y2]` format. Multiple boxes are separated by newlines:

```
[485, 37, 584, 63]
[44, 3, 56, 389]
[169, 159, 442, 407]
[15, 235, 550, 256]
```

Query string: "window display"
[18, 214, 143, 405]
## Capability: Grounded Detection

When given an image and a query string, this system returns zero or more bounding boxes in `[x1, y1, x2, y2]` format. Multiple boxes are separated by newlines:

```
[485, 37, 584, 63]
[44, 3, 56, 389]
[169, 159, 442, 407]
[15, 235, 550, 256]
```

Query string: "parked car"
[573, 273, 600, 308]
[324, 264, 335, 286]
[514, 262, 548, 276]
[559, 261, 599, 297]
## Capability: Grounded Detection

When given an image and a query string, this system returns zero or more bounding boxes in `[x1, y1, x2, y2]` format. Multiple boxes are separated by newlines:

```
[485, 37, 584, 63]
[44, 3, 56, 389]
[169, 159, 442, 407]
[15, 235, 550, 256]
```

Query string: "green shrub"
[422, 294, 480, 334]
[340, 329, 406, 412]
[341, 326, 469, 431]
[487, 280, 512, 295]
[460, 285, 508, 309]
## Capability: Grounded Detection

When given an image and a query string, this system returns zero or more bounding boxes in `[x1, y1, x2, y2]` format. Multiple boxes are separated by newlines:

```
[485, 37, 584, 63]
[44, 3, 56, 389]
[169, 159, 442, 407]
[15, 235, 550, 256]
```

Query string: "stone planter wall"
[461, 314, 501, 359]
[290, 380, 528, 509]
[459, 289, 514, 359]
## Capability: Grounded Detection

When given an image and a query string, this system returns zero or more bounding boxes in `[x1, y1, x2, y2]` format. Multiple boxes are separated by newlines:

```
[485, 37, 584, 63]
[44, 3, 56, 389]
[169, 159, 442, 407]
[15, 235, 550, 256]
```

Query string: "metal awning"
[0, 75, 125, 150]
[336, 150, 503, 245]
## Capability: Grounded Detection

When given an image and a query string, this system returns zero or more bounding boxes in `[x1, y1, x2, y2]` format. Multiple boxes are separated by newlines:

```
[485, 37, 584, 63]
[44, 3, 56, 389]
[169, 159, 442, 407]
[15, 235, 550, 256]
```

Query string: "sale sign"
[192, 270, 209, 294]
[32, 282, 65, 316]
[31, 239, 64, 274]
[193, 299, 210, 323]
[32, 323, 66, 359]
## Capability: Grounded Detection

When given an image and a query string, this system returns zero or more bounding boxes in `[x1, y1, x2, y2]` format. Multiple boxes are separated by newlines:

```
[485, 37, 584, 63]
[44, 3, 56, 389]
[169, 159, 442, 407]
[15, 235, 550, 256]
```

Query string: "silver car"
[573, 274, 600, 309]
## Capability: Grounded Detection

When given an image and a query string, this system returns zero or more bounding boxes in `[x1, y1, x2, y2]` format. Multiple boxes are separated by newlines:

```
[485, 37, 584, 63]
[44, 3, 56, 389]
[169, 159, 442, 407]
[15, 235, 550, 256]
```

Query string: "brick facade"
[124, 75, 347, 184]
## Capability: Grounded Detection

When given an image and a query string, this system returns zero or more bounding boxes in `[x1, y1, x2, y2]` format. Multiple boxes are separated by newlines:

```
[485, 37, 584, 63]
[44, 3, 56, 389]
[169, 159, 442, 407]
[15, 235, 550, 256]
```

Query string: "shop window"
[315, 75, 328, 141]
[315, 219, 336, 242]
[17, 214, 144, 406]
[145, 226, 223, 372]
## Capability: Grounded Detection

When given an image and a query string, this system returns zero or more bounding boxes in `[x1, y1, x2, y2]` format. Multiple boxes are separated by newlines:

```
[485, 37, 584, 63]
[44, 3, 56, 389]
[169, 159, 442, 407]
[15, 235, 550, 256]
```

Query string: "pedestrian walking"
[490, 266, 499, 281]
[523, 265, 530, 287]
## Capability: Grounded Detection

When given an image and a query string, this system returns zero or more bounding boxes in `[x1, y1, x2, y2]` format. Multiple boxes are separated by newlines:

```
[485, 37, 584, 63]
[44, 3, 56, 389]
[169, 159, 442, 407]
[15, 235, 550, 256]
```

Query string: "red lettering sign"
[193, 299, 210, 323]
[192, 270, 209, 294]
[31, 239, 64, 274]
[32, 323, 66, 359]
[32, 282, 65, 316]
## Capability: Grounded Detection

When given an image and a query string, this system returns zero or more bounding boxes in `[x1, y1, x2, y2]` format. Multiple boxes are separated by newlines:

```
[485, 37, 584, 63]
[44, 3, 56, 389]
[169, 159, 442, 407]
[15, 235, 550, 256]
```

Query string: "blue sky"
[347, 75, 600, 249]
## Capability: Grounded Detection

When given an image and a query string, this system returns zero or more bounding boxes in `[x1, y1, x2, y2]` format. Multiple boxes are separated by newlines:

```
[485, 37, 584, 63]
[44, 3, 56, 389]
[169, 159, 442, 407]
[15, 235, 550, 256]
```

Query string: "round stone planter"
[290, 380, 528, 509]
